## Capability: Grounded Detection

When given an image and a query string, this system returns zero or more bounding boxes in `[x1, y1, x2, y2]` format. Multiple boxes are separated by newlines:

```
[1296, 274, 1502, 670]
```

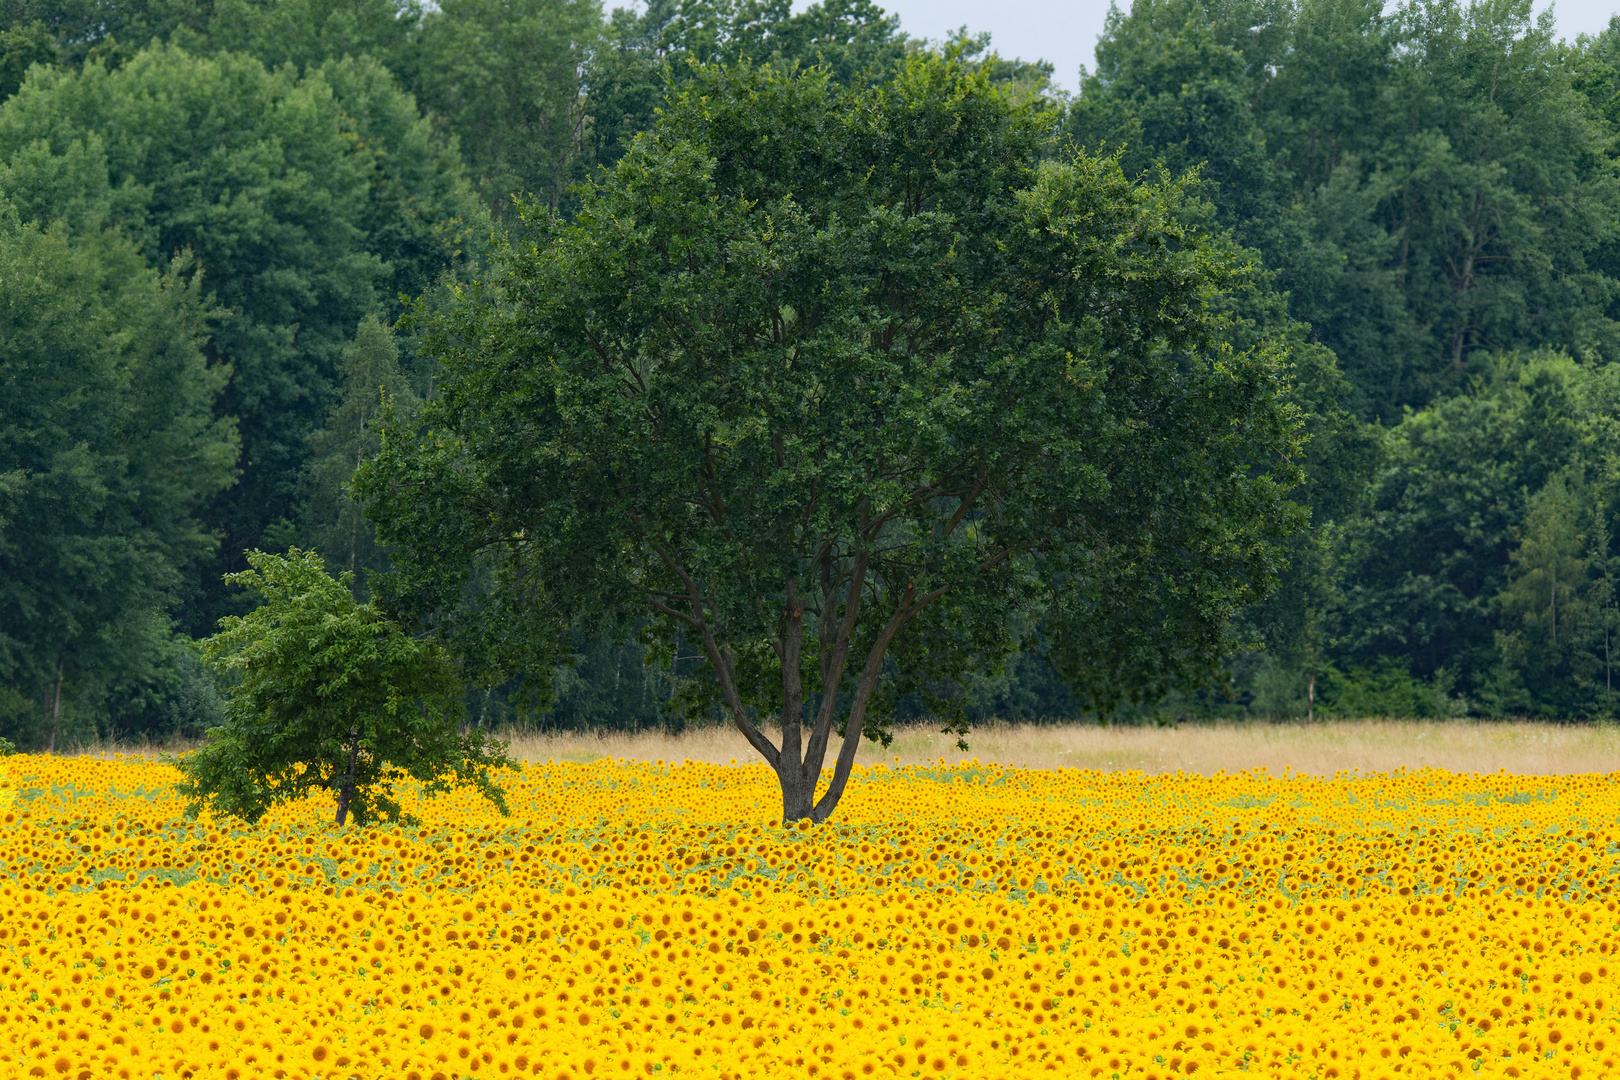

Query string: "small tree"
[298, 314, 420, 587]
[173, 549, 514, 827]
[1501, 473, 1591, 651]
[360, 57, 1305, 823]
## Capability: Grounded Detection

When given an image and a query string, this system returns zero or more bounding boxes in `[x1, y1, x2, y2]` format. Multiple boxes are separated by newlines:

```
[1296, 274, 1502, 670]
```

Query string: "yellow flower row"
[0, 754, 1614, 1078]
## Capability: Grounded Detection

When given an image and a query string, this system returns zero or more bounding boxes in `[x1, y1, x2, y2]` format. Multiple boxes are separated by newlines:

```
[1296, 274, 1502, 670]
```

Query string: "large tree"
[0, 211, 237, 748]
[360, 57, 1305, 820]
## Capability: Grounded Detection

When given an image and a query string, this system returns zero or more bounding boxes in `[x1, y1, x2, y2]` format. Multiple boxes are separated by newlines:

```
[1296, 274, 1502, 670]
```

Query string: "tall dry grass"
[62, 718, 1620, 776]
[501, 719, 1620, 776]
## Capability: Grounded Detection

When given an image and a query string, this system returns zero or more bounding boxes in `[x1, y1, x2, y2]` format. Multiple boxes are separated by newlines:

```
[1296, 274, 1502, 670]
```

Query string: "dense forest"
[3, 0, 1620, 747]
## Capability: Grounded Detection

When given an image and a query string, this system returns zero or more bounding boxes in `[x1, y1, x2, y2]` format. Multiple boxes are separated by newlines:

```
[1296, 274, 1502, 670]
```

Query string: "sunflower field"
[0, 753, 1615, 1079]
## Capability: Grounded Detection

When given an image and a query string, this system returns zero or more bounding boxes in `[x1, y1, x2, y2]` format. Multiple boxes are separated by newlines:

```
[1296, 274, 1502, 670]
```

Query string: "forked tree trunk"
[778, 769, 818, 822]
[689, 570, 940, 824]
[649, 529, 954, 825]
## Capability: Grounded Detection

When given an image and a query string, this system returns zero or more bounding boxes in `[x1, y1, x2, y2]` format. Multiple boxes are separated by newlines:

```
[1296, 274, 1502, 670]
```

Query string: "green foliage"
[411, 0, 921, 217]
[413, 0, 600, 214]
[1064, 0, 1620, 721]
[199, 0, 422, 74]
[541, 638, 685, 733]
[1074, 0, 1620, 419]
[1317, 659, 1463, 719]
[1485, 469, 1620, 715]
[174, 549, 514, 827]
[0, 19, 52, 102]
[9, 0, 1620, 730]
[359, 57, 1305, 817]
[293, 314, 419, 589]
[0, 209, 237, 749]
[1323, 351, 1620, 717]
[0, 42, 487, 631]
[0, 0, 209, 70]
[1500, 473, 1590, 649]
[586, 0, 912, 177]
[0, 0, 414, 73]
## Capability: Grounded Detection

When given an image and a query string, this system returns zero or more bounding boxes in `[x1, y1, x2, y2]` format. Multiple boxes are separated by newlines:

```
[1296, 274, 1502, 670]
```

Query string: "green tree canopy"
[587, 0, 911, 170]
[1326, 350, 1620, 716]
[1072, 0, 1620, 419]
[198, 0, 421, 75]
[0, 209, 237, 748]
[412, 0, 600, 213]
[359, 57, 1307, 821]
[0, 43, 487, 629]
[0, 0, 417, 77]
[0, 19, 53, 101]
[175, 548, 513, 827]
[1500, 472, 1590, 652]
[296, 313, 419, 588]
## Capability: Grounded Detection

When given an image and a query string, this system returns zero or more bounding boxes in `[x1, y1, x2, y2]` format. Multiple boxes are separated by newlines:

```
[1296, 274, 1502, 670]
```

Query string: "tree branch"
[811, 583, 949, 821]
[779, 580, 806, 777]
[943, 463, 989, 537]
[800, 549, 875, 777]
[647, 539, 780, 768]
[646, 597, 702, 628]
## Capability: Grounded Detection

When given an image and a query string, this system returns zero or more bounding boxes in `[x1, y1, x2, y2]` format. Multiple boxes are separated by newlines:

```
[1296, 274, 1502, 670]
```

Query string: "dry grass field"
[70, 718, 1620, 775]
[500, 717, 1620, 775]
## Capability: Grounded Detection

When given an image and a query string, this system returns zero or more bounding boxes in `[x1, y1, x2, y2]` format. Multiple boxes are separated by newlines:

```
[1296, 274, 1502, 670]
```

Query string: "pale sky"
[863, 0, 1619, 93]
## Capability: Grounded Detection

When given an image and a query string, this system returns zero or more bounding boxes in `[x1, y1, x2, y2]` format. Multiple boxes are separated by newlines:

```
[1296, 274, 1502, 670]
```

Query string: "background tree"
[1375, 0, 1619, 384]
[200, 0, 422, 75]
[1074, 0, 1620, 418]
[413, 0, 600, 214]
[0, 43, 487, 631]
[0, 18, 53, 101]
[1331, 366, 1548, 684]
[0, 0, 211, 72]
[294, 314, 418, 590]
[1488, 468, 1616, 714]
[1500, 472, 1590, 652]
[359, 57, 1306, 820]
[174, 548, 513, 826]
[0, 211, 237, 749]
[1586, 493, 1620, 705]
[585, 0, 910, 176]
[1321, 351, 1620, 716]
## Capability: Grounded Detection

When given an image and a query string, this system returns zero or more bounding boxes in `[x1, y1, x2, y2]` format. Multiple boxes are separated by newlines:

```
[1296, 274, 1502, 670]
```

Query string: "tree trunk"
[778, 769, 817, 822]
[769, 580, 946, 824]
[334, 726, 362, 826]
[45, 656, 63, 754]
[1551, 562, 1558, 646]
[648, 540, 946, 826]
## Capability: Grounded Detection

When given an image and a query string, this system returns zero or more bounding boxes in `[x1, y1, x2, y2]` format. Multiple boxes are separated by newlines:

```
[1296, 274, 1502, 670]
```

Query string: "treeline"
[2, 0, 1619, 747]
[1073, 0, 1620, 723]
